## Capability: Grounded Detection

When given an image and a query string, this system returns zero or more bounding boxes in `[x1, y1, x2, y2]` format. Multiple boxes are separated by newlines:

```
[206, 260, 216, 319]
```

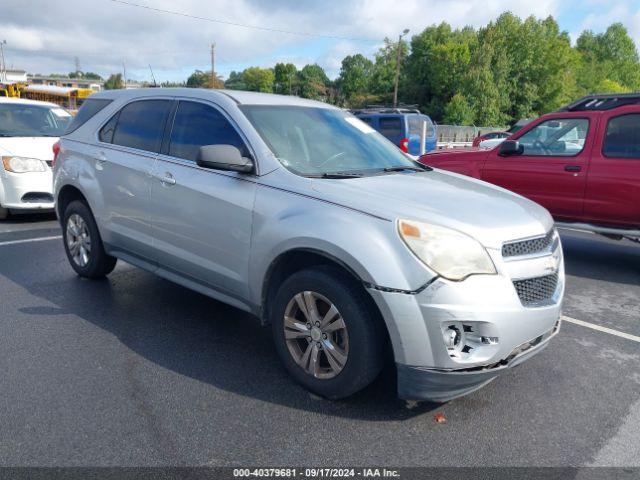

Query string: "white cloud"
[0, 0, 637, 81]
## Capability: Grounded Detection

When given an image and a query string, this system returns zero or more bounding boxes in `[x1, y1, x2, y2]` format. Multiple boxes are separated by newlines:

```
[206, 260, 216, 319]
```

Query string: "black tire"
[271, 266, 386, 399]
[62, 200, 117, 278]
[0, 205, 9, 220]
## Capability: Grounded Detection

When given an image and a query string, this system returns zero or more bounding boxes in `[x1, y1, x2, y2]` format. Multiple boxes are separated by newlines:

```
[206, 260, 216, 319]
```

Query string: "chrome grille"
[502, 230, 555, 258]
[513, 273, 558, 307]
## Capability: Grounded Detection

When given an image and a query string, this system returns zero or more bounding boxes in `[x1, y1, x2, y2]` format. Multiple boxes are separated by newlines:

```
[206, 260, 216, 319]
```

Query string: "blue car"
[352, 107, 437, 156]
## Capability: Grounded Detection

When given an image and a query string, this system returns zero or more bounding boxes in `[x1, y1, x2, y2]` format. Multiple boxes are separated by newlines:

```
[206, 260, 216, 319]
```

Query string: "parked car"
[54, 89, 563, 402]
[352, 107, 437, 157]
[472, 131, 509, 147]
[420, 94, 640, 243]
[0, 97, 72, 219]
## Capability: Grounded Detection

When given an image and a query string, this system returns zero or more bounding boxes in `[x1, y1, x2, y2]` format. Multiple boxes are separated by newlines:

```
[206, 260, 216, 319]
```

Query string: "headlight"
[398, 219, 496, 281]
[2, 156, 47, 173]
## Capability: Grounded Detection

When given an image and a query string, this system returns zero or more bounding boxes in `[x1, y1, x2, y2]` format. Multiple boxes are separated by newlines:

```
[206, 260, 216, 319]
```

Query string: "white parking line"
[0, 235, 62, 247]
[562, 315, 640, 343]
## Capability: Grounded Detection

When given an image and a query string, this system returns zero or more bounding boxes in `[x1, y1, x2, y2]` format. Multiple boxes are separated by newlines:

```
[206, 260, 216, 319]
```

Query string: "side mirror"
[498, 140, 523, 157]
[196, 145, 254, 173]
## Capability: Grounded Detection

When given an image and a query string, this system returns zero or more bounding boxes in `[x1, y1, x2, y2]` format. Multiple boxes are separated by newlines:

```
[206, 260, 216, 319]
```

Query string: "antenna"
[149, 64, 157, 87]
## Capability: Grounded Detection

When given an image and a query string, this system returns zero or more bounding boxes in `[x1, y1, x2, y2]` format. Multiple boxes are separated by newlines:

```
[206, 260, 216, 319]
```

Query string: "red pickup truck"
[420, 94, 640, 243]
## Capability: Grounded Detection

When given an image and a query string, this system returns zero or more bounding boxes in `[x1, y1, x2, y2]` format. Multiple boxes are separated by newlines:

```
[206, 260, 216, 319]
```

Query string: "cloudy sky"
[2, 0, 639, 83]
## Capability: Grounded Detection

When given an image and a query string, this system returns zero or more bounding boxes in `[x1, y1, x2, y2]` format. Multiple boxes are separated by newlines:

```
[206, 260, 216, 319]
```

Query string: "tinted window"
[603, 114, 640, 159]
[111, 100, 171, 153]
[359, 117, 373, 125]
[517, 118, 589, 157]
[169, 101, 246, 161]
[99, 112, 119, 143]
[65, 98, 112, 134]
[378, 117, 403, 138]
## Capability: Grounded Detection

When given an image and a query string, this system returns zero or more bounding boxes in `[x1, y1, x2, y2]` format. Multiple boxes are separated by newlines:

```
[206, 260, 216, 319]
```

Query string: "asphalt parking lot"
[0, 213, 638, 467]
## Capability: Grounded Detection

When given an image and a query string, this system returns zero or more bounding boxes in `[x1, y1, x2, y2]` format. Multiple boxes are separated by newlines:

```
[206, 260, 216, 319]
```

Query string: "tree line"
[103, 12, 640, 126]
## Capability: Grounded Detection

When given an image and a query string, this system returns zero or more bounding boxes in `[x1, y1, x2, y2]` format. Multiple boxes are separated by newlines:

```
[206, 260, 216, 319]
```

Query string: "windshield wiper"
[382, 165, 430, 173]
[320, 172, 363, 179]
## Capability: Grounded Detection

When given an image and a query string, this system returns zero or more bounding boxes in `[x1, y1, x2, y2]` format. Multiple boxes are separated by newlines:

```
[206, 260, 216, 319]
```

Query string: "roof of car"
[0, 96, 59, 108]
[90, 88, 337, 109]
[558, 93, 640, 112]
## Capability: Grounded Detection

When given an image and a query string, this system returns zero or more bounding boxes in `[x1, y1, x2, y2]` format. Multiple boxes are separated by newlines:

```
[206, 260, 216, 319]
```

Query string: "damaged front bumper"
[397, 320, 560, 402]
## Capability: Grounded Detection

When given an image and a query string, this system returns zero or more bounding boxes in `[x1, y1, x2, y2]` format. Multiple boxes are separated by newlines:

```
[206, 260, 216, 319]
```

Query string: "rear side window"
[378, 117, 403, 138]
[603, 114, 640, 159]
[65, 98, 112, 134]
[168, 101, 247, 162]
[408, 116, 435, 137]
[109, 100, 172, 153]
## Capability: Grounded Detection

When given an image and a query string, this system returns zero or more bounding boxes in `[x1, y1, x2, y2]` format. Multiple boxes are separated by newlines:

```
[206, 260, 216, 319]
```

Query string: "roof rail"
[351, 104, 422, 115]
[558, 93, 640, 112]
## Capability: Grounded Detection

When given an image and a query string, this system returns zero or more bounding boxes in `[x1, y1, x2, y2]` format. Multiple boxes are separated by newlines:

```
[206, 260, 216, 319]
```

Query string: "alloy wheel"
[283, 291, 349, 379]
[66, 213, 91, 267]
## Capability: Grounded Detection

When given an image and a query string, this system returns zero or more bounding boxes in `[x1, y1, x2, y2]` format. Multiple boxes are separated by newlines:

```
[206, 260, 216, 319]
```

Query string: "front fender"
[247, 184, 435, 307]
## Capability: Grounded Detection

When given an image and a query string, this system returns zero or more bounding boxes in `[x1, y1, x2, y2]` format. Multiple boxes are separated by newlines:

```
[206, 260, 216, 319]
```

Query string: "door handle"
[156, 172, 176, 186]
[94, 151, 107, 170]
[564, 165, 581, 172]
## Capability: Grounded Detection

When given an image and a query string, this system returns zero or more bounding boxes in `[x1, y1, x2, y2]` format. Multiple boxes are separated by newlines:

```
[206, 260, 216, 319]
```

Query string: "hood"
[0, 137, 58, 161]
[422, 147, 488, 159]
[311, 170, 553, 250]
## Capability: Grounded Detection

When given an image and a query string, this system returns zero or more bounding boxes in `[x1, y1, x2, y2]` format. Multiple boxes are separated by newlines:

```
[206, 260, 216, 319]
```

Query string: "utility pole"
[210, 43, 216, 89]
[149, 64, 157, 87]
[0, 40, 7, 84]
[74, 56, 81, 76]
[393, 29, 410, 108]
[122, 61, 126, 89]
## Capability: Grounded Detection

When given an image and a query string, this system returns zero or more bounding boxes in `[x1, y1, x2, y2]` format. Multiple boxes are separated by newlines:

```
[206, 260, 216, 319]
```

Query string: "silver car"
[53, 89, 564, 402]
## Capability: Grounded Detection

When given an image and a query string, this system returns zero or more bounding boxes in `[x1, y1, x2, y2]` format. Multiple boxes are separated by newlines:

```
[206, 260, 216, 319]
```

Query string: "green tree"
[274, 63, 297, 94]
[337, 54, 374, 106]
[104, 73, 123, 90]
[242, 67, 275, 93]
[224, 71, 247, 90]
[576, 23, 640, 91]
[297, 64, 330, 100]
[186, 70, 224, 88]
[403, 24, 475, 118]
[442, 93, 476, 124]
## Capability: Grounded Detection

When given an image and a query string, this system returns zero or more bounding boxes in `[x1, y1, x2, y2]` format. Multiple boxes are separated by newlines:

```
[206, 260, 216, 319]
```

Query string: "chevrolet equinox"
[53, 89, 564, 402]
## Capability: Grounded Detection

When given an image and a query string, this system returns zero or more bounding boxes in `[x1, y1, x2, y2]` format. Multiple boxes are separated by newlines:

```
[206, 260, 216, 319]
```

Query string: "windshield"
[0, 103, 72, 137]
[240, 105, 422, 176]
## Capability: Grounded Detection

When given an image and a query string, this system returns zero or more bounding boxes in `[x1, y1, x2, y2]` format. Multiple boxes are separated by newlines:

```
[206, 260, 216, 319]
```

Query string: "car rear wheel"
[271, 266, 385, 399]
[62, 200, 117, 278]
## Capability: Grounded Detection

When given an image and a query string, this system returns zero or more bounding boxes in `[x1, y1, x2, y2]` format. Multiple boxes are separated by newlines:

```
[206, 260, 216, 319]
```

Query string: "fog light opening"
[444, 326, 461, 351]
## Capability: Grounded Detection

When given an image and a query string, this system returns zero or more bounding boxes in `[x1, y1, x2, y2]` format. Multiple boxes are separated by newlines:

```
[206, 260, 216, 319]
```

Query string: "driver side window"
[517, 118, 589, 157]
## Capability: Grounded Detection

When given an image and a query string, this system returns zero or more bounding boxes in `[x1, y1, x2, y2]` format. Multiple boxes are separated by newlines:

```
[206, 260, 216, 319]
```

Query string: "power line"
[109, 0, 374, 42]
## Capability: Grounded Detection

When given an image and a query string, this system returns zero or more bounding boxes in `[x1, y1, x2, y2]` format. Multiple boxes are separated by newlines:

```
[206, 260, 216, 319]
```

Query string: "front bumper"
[0, 170, 55, 211]
[368, 248, 564, 402]
[397, 320, 560, 402]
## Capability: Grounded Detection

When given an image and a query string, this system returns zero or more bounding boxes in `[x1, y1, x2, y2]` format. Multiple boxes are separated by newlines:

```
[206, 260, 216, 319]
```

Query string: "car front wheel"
[62, 200, 117, 278]
[271, 266, 385, 399]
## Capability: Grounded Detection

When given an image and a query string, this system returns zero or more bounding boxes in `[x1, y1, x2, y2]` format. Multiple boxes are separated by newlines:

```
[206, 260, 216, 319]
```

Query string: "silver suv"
[54, 89, 564, 402]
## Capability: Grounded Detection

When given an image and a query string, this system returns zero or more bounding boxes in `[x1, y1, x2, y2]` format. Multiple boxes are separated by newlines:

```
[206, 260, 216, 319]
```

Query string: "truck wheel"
[271, 266, 385, 399]
[62, 200, 117, 278]
[0, 205, 9, 220]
